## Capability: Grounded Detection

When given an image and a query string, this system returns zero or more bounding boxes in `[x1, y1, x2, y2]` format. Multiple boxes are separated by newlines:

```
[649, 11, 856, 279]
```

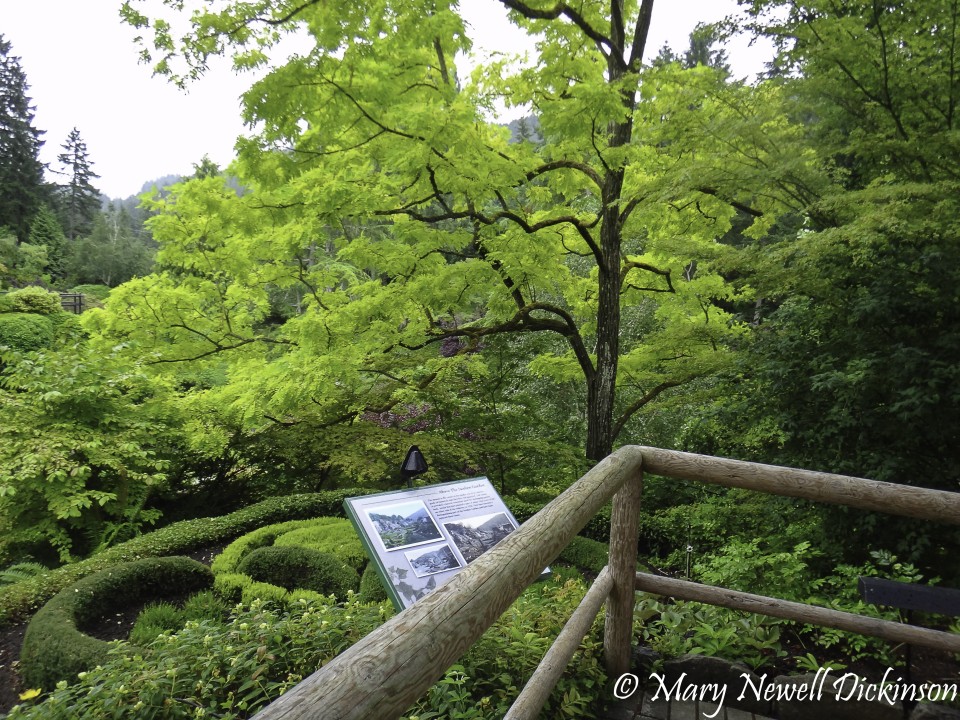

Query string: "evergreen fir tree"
[683, 24, 731, 75]
[0, 34, 46, 244]
[55, 127, 101, 240]
[28, 203, 68, 282]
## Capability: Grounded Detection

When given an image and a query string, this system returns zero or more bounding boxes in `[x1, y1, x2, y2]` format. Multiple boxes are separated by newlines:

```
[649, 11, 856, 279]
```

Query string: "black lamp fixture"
[400, 445, 428, 489]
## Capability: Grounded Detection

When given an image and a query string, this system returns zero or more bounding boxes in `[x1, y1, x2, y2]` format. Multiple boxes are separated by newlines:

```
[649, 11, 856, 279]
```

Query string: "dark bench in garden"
[858, 576, 960, 691]
[858, 576, 960, 618]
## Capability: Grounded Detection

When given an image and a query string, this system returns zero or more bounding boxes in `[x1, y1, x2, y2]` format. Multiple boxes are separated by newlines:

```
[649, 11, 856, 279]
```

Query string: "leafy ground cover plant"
[9, 596, 390, 719]
[128, 591, 231, 646]
[10, 572, 608, 719]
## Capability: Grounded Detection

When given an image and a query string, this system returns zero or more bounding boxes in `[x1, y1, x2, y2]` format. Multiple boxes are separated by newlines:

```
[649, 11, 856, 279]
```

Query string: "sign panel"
[344, 477, 529, 610]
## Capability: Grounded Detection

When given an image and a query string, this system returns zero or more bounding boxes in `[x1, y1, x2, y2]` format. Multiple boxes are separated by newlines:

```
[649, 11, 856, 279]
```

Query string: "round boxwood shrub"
[274, 521, 366, 570]
[358, 563, 388, 603]
[0, 313, 53, 351]
[5, 286, 61, 315]
[236, 545, 359, 598]
[20, 556, 213, 691]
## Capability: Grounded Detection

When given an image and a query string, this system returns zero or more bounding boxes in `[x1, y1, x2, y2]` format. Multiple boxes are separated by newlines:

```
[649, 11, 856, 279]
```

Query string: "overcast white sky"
[3, 1, 771, 199]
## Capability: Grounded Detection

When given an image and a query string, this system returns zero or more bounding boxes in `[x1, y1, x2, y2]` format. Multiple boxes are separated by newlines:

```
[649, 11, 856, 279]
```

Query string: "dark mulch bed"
[0, 543, 226, 715]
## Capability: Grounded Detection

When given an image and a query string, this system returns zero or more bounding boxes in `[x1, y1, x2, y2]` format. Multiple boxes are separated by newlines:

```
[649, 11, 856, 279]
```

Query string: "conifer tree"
[28, 203, 68, 281]
[55, 127, 101, 240]
[0, 34, 45, 244]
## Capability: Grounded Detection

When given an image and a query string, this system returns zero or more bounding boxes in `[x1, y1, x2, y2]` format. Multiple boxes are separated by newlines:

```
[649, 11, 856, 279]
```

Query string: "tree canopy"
[109, 0, 814, 464]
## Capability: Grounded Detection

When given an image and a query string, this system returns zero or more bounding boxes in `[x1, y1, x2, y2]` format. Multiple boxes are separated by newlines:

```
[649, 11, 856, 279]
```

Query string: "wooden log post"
[603, 463, 643, 677]
[251, 446, 645, 720]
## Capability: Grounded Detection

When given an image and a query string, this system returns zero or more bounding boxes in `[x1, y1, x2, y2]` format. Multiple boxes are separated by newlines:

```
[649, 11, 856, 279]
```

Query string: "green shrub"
[211, 516, 358, 575]
[69, 284, 111, 302]
[0, 489, 371, 628]
[5, 286, 62, 315]
[359, 563, 389, 603]
[128, 601, 184, 645]
[19, 556, 213, 691]
[0, 313, 53, 351]
[181, 589, 230, 622]
[274, 520, 367, 570]
[558, 536, 609, 574]
[236, 546, 359, 598]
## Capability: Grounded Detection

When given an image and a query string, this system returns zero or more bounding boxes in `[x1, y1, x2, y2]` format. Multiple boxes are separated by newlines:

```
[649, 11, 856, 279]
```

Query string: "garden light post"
[400, 445, 428, 489]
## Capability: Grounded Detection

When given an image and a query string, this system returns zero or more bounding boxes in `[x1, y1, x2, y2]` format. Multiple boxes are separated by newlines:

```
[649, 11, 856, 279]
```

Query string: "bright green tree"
[0, 340, 178, 562]
[110, 1, 807, 463]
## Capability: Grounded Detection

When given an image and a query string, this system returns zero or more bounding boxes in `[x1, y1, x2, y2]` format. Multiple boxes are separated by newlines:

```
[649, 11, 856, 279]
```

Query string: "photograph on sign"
[344, 477, 533, 610]
[364, 499, 443, 552]
[405, 543, 462, 577]
[443, 512, 517, 563]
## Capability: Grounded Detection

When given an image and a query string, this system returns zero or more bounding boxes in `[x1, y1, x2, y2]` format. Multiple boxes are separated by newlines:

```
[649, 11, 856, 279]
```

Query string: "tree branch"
[497, 0, 619, 68]
[612, 377, 691, 438]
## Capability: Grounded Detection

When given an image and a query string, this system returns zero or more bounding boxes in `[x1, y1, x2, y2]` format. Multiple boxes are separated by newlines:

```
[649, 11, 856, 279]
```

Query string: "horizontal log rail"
[634, 572, 960, 654]
[252, 446, 960, 720]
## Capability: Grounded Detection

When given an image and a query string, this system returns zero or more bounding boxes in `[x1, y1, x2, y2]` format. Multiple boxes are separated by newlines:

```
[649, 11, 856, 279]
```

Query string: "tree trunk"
[585, 0, 644, 462]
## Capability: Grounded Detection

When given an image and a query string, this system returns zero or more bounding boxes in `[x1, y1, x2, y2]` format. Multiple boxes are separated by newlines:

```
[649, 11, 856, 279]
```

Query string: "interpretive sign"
[344, 477, 529, 610]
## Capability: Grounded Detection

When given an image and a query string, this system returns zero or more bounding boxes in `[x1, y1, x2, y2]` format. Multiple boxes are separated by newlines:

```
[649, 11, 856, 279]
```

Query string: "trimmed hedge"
[558, 536, 609, 574]
[237, 546, 358, 597]
[20, 556, 212, 691]
[0, 489, 371, 628]
[274, 521, 367, 570]
[0, 313, 53, 351]
[212, 517, 364, 605]
[211, 517, 357, 573]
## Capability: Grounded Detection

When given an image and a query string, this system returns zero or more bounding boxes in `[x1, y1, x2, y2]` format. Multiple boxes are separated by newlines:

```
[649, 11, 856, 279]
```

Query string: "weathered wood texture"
[638, 447, 960, 523]
[603, 469, 643, 677]
[634, 572, 960, 653]
[251, 446, 645, 720]
[503, 566, 614, 720]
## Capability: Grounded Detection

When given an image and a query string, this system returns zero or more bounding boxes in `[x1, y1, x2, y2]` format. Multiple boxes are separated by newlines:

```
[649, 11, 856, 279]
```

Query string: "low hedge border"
[19, 556, 213, 691]
[0, 489, 371, 629]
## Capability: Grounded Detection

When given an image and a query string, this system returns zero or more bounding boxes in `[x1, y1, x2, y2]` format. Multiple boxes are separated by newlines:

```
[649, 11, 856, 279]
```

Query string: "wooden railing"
[251, 446, 960, 720]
